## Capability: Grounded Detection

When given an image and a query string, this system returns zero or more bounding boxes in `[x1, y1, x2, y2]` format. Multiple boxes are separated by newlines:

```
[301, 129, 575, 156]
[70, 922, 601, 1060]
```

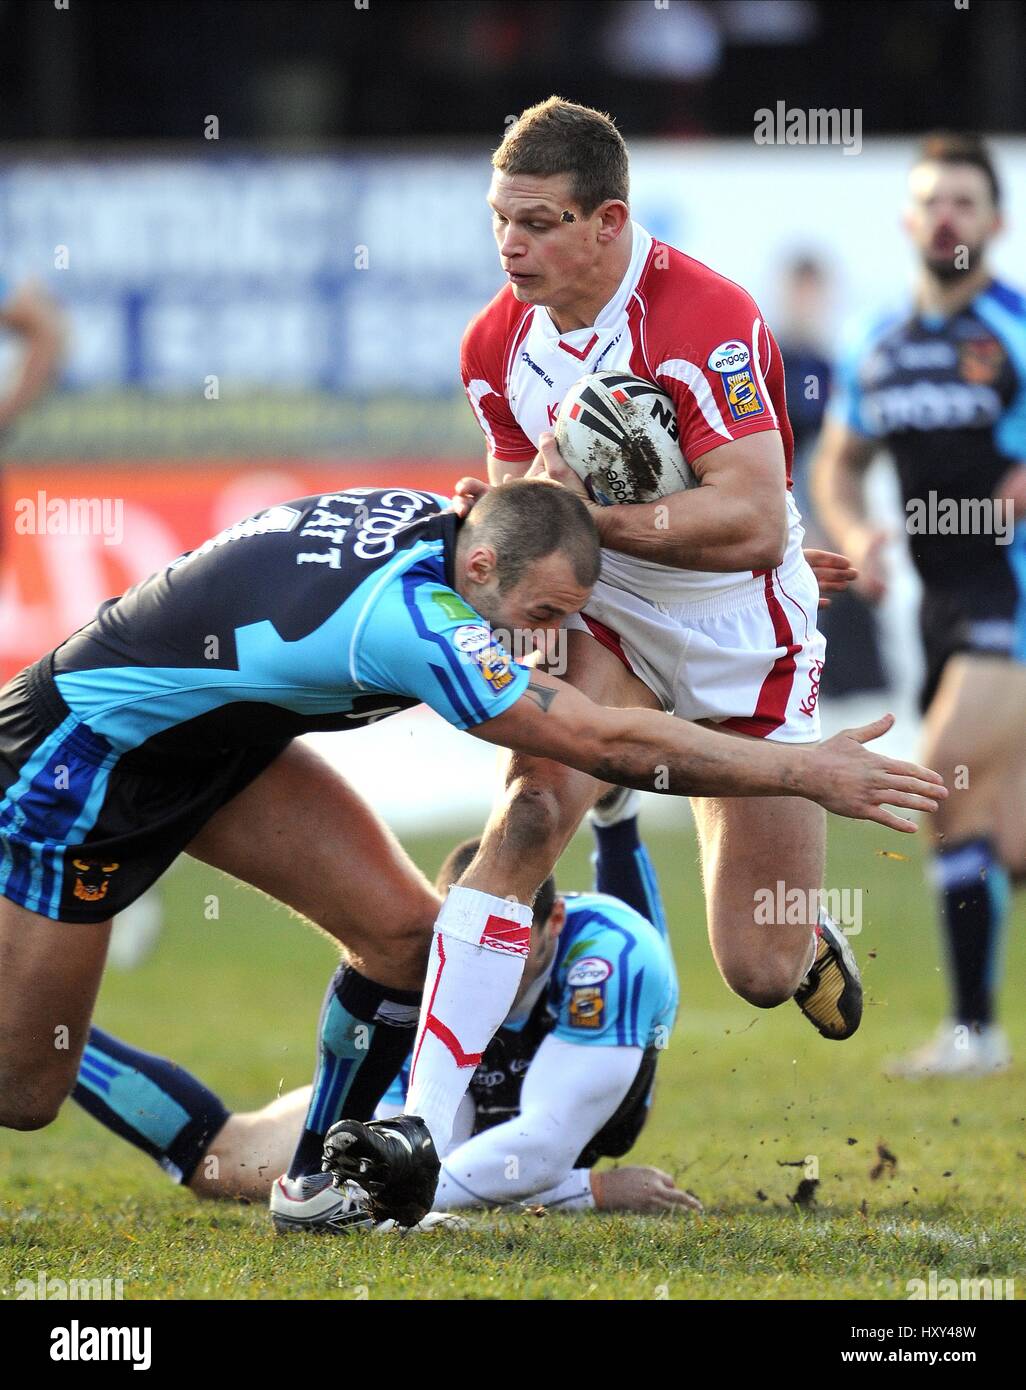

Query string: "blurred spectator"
[601, 1, 722, 80]
[0, 278, 65, 562]
[774, 254, 886, 697]
[0, 279, 64, 443]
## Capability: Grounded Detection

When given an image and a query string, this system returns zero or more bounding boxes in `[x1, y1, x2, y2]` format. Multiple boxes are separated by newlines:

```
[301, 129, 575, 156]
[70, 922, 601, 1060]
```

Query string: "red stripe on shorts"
[581, 614, 633, 672]
[721, 572, 801, 739]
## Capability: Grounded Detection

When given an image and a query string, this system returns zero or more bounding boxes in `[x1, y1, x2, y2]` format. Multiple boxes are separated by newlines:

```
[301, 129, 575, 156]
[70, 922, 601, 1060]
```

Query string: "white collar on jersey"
[538, 221, 654, 345]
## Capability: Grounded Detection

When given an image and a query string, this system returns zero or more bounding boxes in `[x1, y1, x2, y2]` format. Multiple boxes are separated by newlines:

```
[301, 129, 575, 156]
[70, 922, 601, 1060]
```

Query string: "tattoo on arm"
[525, 680, 557, 713]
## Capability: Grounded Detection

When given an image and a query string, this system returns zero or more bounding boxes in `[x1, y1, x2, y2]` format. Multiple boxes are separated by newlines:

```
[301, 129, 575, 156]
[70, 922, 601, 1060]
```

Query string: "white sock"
[406, 885, 532, 1154]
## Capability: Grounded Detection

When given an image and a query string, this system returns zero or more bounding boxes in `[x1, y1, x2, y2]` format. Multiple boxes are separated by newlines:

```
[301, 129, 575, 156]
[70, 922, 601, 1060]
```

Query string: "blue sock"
[73, 1028, 231, 1184]
[287, 965, 421, 1179]
[933, 838, 1009, 1027]
[591, 816, 668, 940]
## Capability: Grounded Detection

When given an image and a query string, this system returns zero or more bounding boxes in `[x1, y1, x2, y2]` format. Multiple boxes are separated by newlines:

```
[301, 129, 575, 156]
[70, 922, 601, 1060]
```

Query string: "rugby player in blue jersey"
[72, 795, 700, 1223]
[814, 135, 1026, 1077]
[0, 479, 944, 1229]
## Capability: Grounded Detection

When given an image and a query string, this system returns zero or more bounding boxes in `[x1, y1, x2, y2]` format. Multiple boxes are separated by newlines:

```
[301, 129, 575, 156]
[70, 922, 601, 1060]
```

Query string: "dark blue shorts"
[0, 655, 290, 923]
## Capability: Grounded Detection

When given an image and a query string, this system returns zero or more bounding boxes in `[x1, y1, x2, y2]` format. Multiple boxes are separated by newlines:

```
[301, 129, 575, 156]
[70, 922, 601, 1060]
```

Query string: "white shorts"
[565, 548, 826, 744]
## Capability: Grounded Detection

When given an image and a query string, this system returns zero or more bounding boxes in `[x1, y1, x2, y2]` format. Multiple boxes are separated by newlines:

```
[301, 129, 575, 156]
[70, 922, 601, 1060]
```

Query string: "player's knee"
[722, 959, 797, 1009]
[503, 776, 570, 858]
[0, 1081, 66, 1131]
[378, 907, 434, 971]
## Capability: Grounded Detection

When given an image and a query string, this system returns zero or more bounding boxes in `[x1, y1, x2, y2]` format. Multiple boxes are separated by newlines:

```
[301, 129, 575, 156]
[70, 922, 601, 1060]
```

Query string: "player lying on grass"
[73, 797, 698, 1223]
[0, 478, 944, 1233]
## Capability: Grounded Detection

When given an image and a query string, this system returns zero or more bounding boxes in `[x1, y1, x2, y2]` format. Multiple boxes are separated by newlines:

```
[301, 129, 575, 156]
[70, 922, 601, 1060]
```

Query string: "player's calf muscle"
[0, 901, 109, 1130]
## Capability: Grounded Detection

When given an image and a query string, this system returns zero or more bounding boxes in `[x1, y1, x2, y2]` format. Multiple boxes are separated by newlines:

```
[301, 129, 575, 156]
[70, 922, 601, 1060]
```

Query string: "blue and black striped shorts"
[0, 655, 290, 923]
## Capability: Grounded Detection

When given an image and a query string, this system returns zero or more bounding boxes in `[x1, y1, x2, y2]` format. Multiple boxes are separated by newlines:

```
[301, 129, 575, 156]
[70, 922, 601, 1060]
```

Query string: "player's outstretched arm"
[472, 671, 946, 833]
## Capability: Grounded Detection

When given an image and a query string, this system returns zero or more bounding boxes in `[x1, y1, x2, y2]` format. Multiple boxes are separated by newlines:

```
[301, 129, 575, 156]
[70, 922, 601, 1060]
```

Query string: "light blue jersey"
[827, 281, 1026, 660]
[382, 889, 678, 1114]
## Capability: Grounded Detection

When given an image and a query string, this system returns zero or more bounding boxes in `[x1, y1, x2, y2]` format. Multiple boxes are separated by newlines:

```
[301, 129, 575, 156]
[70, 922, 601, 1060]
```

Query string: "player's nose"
[498, 227, 523, 258]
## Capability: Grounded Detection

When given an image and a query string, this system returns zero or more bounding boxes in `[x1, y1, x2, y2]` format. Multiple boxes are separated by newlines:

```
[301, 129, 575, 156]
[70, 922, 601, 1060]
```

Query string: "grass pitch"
[1, 815, 1023, 1300]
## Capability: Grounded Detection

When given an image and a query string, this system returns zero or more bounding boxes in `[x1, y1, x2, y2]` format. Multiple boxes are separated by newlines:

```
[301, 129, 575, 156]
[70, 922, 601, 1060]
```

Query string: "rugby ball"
[554, 371, 697, 505]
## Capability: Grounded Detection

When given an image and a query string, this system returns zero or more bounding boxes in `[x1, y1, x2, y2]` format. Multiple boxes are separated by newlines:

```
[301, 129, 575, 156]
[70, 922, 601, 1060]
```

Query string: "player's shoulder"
[639, 239, 760, 321]
[558, 891, 672, 980]
[635, 236, 768, 366]
[839, 303, 908, 361]
[461, 283, 533, 372]
[973, 280, 1026, 364]
[977, 277, 1026, 318]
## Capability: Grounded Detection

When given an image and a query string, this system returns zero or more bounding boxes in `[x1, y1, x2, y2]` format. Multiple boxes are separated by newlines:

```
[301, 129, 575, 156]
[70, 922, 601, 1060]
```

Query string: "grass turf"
[1, 816, 1023, 1300]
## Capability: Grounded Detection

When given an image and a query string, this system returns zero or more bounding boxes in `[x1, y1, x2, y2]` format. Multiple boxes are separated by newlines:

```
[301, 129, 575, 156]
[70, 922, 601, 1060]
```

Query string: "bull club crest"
[959, 338, 1004, 385]
[71, 858, 121, 902]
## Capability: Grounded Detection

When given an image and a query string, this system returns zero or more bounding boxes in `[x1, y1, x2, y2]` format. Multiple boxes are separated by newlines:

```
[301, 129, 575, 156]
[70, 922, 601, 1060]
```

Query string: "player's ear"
[548, 896, 567, 936]
[596, 200, 630, 242]
[464, 542, 498, 586]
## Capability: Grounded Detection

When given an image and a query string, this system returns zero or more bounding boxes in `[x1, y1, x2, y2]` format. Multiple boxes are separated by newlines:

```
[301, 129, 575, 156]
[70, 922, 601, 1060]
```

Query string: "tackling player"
[813, 134, 1026, 1076]
[72, 798, 698, 1222]
[0, 479, 942, 1232]
[327, 98, 912, 1216]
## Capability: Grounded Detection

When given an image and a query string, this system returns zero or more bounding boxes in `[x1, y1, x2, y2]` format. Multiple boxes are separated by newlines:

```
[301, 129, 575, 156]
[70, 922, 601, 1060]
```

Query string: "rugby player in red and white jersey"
[323, 99, 926, 1212]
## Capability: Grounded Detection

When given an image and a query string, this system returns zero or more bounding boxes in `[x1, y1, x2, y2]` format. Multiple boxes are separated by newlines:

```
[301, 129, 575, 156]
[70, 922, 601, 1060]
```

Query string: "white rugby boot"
[884, 1022, 1011, 1079]
[270, 1172, 375, 1234]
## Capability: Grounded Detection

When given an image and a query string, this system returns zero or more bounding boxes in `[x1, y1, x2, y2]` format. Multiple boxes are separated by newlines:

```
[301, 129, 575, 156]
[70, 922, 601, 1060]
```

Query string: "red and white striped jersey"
[460, 222, 802, 601]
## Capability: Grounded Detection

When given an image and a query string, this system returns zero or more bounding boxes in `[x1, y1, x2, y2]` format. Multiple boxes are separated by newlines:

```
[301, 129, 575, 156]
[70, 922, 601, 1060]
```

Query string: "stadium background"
[0, 0, 1024, 1300]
